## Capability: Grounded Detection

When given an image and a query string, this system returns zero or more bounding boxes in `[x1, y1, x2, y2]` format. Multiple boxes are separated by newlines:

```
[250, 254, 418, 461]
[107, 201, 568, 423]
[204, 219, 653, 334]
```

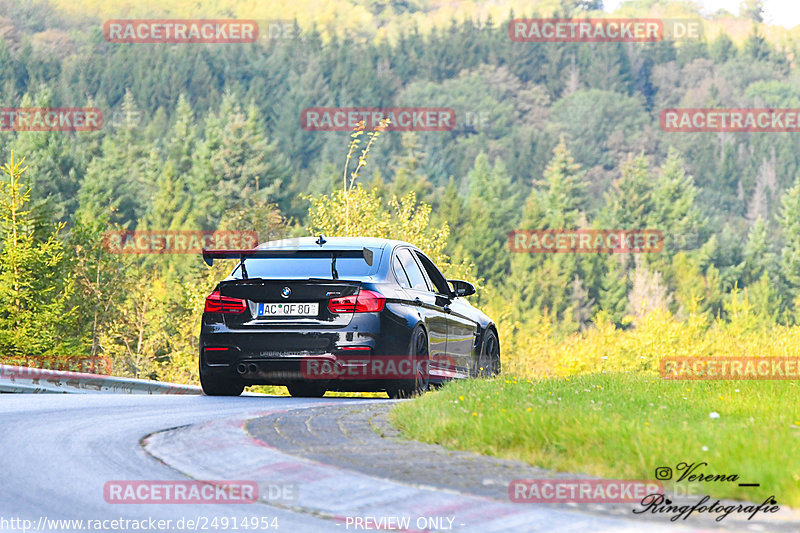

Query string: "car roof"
[255, 236, 412, 252]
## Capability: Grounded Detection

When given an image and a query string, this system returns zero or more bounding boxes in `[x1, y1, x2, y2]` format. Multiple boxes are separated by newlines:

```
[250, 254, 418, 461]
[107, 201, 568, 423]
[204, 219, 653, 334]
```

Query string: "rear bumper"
[199, 313, 416, 390]
[200, 351, 455, 390]
[205, 353, 361, 385]
[198, 301, 444, 390]
[200, 353, 428, 392]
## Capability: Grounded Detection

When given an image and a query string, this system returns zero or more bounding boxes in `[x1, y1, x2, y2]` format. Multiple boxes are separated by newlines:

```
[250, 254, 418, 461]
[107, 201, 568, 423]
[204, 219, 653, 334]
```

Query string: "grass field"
[390, 374, 800, 507]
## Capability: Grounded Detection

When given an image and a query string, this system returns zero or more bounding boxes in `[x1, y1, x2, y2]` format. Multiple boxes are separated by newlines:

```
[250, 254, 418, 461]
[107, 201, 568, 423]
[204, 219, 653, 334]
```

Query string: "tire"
[476, 329, 501, 378]
[200, 365, 244, 396]
[386, 326, 430, 399]
[287, 382, 327, 398]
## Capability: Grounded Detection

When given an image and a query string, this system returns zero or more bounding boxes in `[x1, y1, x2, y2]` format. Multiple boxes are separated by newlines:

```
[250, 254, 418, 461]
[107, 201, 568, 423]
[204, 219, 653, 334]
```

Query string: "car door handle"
[413, 297, 422, 306]
[443, 305, 451, 313]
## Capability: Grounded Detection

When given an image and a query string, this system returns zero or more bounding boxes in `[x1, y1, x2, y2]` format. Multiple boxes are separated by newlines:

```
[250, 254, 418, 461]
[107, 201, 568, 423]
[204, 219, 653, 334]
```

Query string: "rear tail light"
[204, 290, 247, 314]
[328, 289, 385, 313]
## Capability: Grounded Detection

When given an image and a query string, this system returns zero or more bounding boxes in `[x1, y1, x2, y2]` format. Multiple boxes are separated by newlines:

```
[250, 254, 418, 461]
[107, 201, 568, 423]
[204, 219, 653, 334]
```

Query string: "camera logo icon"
[655, 467, 673, 480]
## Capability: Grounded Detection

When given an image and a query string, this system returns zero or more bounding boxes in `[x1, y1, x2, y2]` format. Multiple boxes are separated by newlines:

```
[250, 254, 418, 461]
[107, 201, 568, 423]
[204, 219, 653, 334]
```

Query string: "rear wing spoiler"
[202, 247, 375, 279]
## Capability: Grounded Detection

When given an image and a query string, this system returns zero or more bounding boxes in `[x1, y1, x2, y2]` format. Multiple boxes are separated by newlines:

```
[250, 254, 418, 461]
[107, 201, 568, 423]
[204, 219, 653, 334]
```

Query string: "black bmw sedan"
[199, 236, 500, 398]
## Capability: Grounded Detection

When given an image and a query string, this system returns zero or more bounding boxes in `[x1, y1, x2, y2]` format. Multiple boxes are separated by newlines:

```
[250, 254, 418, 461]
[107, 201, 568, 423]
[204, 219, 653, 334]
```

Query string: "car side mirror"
[449, 279, 475, 297]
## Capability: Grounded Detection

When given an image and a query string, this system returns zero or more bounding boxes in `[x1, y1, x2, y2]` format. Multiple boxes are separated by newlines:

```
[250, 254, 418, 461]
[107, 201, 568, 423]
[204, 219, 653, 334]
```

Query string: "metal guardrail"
[0, 364, 202, 394]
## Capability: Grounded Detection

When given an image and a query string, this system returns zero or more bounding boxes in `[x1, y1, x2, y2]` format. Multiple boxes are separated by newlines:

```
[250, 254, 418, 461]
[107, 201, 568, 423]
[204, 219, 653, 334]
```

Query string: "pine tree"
[599, 254, 629, 326]
[508, 184, 546, 315]
[192, 96, 292, 228]
[187, 96, 229, 229]
[742, 27, 771, 61]
[11, 90, 83, 220]
[141, 160, 189, 231]
[646, 149, 705, 277]
[78, 90, 148, 226]
[168, 94, 197, 176]
[741, 217, 775, 286]
[436, 178, 466, 260]
[778, 178, 800, 317]
[211, 102, 289, 206]
[69, 210, 130, 357]
[710, 34, 736, 63]
[270, 59, 330, 170]
[568, 275, 595, 329]
[536, 137, 585, 228]
[458, 153, 518, 284]
[578, 42, 633, 95]
[390, 132, 433, 200]
[601, 153, 654, 228]
[507, 140, 588, 327]
[0, 152, 76, 356]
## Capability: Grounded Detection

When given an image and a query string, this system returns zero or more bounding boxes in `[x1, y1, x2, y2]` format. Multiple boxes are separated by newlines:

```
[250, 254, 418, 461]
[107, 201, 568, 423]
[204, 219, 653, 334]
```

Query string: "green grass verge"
[389, 374, 800, 507]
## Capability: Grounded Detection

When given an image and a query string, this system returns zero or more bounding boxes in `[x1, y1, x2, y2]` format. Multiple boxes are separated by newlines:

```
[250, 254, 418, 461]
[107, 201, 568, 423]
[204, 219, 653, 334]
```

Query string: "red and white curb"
[143, 407, 692, 532]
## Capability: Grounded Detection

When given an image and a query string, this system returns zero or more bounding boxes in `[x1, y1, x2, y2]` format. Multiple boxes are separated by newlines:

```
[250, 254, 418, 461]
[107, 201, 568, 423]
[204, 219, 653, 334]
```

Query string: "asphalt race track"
[0, 395, 794, 533]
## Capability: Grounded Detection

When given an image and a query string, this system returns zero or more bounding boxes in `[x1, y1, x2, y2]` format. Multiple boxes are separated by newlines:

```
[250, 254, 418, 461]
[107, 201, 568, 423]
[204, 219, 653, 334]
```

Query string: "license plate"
[257, 302, 319, 317]
[258, 351, 323, 358]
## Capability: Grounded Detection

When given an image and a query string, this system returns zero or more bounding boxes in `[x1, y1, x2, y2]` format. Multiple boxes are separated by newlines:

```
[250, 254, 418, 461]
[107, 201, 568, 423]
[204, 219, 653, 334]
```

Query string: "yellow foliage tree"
[307, 118, 479, 287]
[307, 185, 478, 286]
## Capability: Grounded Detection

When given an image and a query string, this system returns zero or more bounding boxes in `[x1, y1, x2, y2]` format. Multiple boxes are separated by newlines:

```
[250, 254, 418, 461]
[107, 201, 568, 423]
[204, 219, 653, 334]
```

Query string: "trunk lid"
[218, 278, 362, 328]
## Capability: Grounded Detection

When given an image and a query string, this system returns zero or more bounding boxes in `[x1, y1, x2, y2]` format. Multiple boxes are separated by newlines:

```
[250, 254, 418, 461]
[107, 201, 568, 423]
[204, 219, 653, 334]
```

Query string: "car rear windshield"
[229, 249, 381, 280]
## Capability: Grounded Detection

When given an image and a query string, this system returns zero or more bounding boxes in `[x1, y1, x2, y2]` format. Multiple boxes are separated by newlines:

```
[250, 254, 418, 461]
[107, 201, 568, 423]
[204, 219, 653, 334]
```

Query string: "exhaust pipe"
[236, 363, 248, 375]
[248, 363, 258, 374]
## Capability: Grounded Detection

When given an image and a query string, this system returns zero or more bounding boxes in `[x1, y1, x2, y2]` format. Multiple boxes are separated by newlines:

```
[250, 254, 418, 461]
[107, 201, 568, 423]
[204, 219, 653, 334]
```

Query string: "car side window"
[414, 251, 451, 295]
[392, 254, 412, 289]
[397, 248, 429, 291]
[415, 254, 437, 292]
